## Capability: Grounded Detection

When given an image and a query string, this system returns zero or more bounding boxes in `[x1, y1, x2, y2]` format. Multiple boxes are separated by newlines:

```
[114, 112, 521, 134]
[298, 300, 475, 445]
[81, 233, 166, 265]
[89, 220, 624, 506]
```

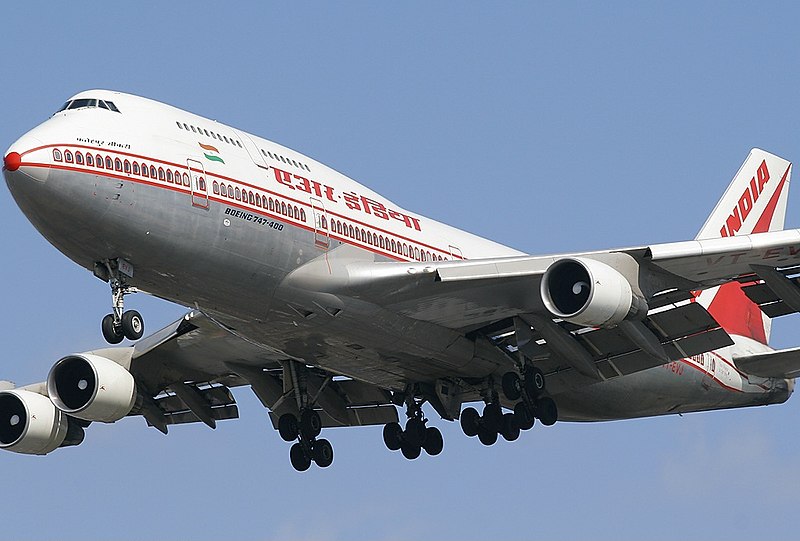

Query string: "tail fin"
[695, 149, 792, 345]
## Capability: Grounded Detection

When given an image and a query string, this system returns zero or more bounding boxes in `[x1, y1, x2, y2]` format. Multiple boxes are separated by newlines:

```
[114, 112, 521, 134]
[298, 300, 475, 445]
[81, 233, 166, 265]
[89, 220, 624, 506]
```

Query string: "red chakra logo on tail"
[719, 160, 769, 237]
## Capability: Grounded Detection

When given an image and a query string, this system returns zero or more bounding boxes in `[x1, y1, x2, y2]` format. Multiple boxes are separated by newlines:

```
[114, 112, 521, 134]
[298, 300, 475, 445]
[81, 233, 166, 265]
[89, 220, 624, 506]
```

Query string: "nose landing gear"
[95, 259, 145, 344]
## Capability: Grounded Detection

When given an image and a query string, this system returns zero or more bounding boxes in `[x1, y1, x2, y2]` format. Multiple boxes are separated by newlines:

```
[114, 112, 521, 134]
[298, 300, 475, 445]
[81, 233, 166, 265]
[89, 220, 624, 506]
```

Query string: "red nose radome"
[4, 152, 21, 171]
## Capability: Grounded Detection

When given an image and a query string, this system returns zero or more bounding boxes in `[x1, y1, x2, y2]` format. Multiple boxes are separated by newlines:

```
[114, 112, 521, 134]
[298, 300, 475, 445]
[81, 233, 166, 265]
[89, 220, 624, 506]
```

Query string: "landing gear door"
[187, 158, 208, 209]
[310, 197, 329, 250]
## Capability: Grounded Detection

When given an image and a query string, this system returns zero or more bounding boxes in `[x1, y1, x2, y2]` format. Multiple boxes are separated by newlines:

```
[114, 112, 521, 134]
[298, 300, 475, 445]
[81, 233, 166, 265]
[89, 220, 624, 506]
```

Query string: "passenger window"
[132, 162, 139, 174]
[183, 172, 190, 186]
[124, 160, 131, 173]
[150, 165, 157, 177]
[300, 208, 306, 222]
[141, 163, 148, 177]
[53, 149, 63, 161]
[281, 202, 287, 215]
[75, 152, 84, 165]
[235, 187, 241, 200]
[96, 155, 104, 168]
[213, 181, 220, 194]
[176, 121, 182, 129]
[204, 129, 210, 137]
[248, 192, 255, 205]
[199, 177, 206, 191]
[158, 168, 165, 180]
[106, 156, 113, 169]
[191, 125, 197, 133]
[114, 158, 122, 171]
[220, 183, 226, 195]
[166, 169, 173, 182]
[86, 154, 94, 166]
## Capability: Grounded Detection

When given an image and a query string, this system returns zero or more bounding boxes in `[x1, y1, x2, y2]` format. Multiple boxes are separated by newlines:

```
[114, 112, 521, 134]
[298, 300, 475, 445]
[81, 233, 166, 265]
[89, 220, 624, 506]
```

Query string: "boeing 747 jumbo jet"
[3, 90, 800, 471]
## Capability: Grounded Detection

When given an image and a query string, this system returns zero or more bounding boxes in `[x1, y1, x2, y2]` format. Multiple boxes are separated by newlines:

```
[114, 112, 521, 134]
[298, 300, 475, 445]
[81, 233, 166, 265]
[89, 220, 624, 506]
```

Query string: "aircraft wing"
[118, 311, 398, 433]
[277, 227, 800, 393]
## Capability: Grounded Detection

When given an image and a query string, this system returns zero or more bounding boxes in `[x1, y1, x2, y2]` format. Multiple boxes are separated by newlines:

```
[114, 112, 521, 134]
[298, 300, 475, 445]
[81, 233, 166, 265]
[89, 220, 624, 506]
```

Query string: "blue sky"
[2, 3, 800, 540]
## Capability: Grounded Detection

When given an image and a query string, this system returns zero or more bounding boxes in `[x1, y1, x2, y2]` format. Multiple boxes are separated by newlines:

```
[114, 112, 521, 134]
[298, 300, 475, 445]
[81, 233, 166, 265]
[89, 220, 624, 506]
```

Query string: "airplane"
[3, 90, 800, 471]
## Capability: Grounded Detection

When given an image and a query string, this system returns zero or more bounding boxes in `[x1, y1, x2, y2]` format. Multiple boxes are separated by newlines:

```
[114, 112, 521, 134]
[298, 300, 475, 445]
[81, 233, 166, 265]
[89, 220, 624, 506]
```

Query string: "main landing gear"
[278, 363, 335, 472]
[96, 259, 144, 344]
[278, 409, 334, 471]
[460, 366, 558, 445]
[382, 391, 443, 460]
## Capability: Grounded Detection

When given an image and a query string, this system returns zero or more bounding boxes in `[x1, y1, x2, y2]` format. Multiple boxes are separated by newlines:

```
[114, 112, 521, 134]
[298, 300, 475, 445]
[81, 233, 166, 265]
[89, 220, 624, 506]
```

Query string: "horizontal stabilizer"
[733, 347, 800, 378]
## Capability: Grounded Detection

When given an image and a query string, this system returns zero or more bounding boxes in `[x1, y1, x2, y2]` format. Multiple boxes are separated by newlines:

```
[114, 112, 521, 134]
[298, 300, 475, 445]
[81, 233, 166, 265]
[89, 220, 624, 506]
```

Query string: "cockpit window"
[55, 98, 121, 114]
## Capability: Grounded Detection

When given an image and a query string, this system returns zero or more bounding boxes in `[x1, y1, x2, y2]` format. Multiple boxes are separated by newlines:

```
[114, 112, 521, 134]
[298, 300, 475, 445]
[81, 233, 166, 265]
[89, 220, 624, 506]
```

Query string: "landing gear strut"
[278, 363, 335, 472]
[96, 259, 144, 344]
[461, 366, 558, 445]
[382, 389, 444, 460]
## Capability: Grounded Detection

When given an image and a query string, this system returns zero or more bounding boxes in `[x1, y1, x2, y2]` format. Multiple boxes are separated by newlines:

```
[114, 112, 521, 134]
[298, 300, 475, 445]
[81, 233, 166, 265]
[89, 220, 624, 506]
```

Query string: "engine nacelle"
[47, 354, 136, 423]
[541, 257, 646, 327]
[0, 389, 70, 455]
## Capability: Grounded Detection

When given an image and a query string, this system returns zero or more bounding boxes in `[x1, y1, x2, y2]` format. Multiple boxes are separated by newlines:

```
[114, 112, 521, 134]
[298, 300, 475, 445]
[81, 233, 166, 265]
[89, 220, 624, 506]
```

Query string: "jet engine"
[47, 354, 137, 423]
[0, 389, 84, 455]
[540, 257, 646, 327]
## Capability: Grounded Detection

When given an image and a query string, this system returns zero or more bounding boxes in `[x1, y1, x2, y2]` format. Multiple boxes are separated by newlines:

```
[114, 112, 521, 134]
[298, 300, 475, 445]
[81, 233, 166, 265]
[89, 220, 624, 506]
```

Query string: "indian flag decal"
[199, 142, 224, 164]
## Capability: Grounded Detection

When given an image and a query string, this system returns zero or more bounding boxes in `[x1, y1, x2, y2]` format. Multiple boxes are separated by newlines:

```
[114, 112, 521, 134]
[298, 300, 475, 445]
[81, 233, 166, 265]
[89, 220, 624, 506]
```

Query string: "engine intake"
[47, 354, 137, 423]
[541, 257, 646, 327]
[0, 389, 84, 455]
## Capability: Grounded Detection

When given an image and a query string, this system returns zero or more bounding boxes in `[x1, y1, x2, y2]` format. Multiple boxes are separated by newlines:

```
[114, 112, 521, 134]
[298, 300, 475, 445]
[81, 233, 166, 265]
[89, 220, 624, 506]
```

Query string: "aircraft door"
[701, 353, 717, 390]
[310, 197, 329, 249]
[187, 158, 208, 208]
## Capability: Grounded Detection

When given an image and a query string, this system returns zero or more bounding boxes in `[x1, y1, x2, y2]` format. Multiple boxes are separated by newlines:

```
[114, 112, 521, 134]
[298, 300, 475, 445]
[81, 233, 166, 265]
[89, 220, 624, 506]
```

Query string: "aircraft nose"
[3, 152, 22, 172]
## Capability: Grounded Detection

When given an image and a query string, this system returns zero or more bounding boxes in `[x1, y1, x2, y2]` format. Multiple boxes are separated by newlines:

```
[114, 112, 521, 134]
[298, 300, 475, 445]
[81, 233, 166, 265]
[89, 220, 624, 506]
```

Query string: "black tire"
[513, 401, 535, 431]
[460, 407, 480, 437]
[524, 366, 546, 398]
[477, 425, 498, 446]
[482, 403, 503, 433]
[500, 413, 520, 442]
[383, 422, 403, 451]
[101, 314, 124, 344]
[300, 409, 322, 439]
[312, 438, 334, 468]
[502, 372, 522, 401]
[290, 442, 311, 472]
[121, 310, 144, 340]
[401, 440, 421, 460]
[422, 426, 444, 456]
[278, 413, 299, 442]
[404, 418, 426, 447]
[537, 396, 558, 426]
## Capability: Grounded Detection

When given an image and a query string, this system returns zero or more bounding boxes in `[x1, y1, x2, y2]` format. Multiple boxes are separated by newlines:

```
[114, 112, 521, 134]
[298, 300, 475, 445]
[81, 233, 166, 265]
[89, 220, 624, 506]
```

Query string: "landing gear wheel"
[422, 426, 444, 456]
[290, 442, 311, 472]
[404, 418, 426, 447]
[278, 413, 299, 442]
[312, 438, 334, 468]
[101, 314, 124, 344]
[513, 401, 535, 431]
[401, 441, 422, 460]
[300, 409, 322, 439]
[502, 372, 522, 401]
[460, 407, 480, 437]
[121, 310, 144, 340]
[383, 422, 403, 451]
[536, 397, 558, 426]
[477, 425, 498, 446]
[482, 403, 503, 433]
[500, 413, 520, 442]
[524, 366, 546, 398]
